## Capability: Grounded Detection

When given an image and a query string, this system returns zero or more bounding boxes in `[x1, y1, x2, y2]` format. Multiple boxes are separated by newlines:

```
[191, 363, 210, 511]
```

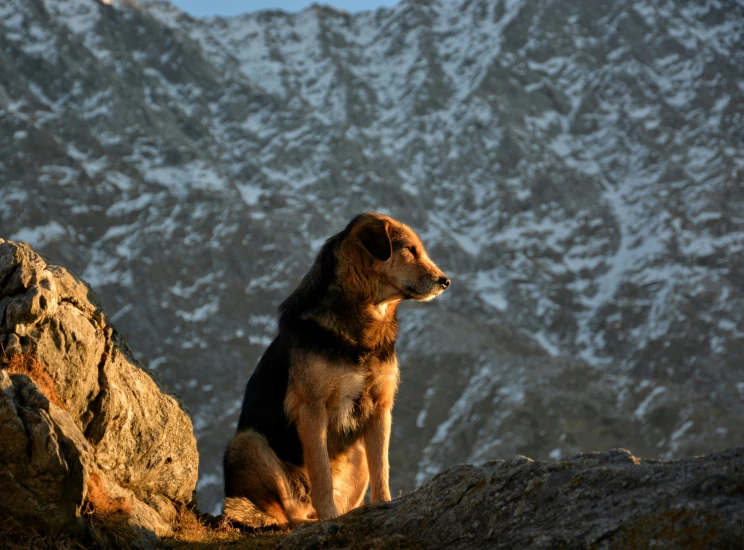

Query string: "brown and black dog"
[223, 212, 449, 528]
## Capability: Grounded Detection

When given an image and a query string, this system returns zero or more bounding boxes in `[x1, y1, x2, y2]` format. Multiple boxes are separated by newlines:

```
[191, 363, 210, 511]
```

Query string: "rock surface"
[0, 239, 198, 544]
[279, 447, 744, 550]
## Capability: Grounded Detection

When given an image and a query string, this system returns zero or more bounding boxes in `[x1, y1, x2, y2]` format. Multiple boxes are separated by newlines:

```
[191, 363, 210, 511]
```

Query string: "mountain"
[1, 0, 742, 514]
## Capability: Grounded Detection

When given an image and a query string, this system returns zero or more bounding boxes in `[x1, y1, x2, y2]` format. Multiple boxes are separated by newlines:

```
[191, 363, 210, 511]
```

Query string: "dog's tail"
[223, 497, 285, 528]
[223, 429, 315, 528]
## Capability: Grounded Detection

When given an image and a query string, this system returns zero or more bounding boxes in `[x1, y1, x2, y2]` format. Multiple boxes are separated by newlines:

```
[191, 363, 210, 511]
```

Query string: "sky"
[171, 1, 400, 17]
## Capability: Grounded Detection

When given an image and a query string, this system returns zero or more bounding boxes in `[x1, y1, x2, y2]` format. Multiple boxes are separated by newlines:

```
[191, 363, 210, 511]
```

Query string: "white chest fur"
[328, 371, 366, 434]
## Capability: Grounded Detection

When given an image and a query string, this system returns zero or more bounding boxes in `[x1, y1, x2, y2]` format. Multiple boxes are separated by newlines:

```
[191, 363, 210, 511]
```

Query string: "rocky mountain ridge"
[1, 0, 742, 512]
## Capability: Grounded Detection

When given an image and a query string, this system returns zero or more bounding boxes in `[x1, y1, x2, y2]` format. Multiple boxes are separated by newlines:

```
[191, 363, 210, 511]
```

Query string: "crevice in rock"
[6, 377, 52, 465]
[82, 327, 112, 443]
[0, 262, 23, 297]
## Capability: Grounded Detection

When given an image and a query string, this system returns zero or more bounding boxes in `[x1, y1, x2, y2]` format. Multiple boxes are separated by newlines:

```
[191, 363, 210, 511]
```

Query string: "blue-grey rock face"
[1, 0, 742, 513]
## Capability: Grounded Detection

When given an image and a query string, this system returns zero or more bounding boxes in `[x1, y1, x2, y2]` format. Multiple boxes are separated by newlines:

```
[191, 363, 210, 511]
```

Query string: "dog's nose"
[438, 276, 450, 288]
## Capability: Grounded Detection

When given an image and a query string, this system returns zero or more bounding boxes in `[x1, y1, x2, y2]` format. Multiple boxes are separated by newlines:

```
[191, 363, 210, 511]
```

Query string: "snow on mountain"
[1, 0, 742, 513]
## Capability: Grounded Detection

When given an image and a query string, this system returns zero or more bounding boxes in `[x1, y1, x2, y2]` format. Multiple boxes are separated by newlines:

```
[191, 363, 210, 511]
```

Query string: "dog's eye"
[407, 246, 418, 258]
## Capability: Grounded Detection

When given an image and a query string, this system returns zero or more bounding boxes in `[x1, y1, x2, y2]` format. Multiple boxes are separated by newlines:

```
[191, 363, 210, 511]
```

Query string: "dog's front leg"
[296, 405, 338, 519]
[364, 406, 392, 503]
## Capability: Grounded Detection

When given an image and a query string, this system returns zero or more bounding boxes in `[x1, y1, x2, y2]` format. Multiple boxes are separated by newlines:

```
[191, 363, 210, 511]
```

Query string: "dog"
[223, 212, 450, 528]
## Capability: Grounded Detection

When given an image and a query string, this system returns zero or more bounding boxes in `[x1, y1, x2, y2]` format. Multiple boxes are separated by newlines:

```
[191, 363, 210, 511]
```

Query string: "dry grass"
[83, 472, 139, 549]
[85, 473, 134, 518]
[0, 508, 85, 550]
[162, 506, 285, 550]
[1, 352, 63, 408]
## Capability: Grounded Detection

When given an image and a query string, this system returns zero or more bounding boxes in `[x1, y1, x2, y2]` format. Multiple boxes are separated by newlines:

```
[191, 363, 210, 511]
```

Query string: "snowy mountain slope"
[1, 0, 742, 513]
[151, 0, 744, 379]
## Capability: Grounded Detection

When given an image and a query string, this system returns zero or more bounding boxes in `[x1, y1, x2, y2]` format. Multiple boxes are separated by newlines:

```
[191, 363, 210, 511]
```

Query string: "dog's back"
[234, 333, 302, 466]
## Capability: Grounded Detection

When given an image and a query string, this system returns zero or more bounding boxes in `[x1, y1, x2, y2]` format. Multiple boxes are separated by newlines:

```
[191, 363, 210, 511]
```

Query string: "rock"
[0, 240, 198, 545]
[0, 370, 89, 536]
[277, 447, 744, 550]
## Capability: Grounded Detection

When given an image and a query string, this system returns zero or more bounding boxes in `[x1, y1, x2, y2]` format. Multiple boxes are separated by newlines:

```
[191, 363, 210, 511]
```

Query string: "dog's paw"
[314, 504, 339, 521]
[288, 516, 317, 529]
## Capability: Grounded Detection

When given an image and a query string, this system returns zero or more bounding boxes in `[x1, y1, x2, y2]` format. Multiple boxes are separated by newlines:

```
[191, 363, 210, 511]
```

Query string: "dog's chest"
[327, 371, 372, 435]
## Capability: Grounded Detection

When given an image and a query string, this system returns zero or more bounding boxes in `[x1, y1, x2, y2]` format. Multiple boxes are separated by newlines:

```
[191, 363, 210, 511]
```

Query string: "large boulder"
[278, 447, 744, 549]
[0, 239, 198, 545]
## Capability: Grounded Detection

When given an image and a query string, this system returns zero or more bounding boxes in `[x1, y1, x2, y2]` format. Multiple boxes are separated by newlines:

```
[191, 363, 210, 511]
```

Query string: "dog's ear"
[356, 219, 392, 262]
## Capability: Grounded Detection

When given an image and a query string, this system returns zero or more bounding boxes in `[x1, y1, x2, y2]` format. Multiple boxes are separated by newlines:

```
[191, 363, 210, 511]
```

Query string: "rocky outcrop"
[279, 447, 744, 550]
[0, 240, 198, 546]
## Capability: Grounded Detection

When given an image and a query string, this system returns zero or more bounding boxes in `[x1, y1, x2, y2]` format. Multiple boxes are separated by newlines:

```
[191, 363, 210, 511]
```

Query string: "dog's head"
[342, 213, 450, 303]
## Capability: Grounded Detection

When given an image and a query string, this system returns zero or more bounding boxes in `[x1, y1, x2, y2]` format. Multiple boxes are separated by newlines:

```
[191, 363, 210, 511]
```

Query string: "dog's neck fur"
[317, 281, 400, 351]
[279, 236, 400, 354]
